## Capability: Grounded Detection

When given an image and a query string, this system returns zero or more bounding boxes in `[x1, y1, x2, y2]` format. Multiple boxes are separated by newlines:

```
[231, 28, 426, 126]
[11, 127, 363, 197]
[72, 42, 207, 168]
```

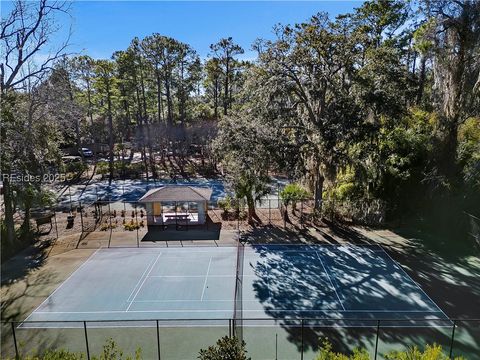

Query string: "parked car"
[62, 155, 82, 163]
[79, 147, 93, 157]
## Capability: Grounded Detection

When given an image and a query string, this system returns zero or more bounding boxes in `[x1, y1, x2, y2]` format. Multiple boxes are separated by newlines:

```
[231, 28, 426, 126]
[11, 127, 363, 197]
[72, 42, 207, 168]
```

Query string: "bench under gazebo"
[138, 185, 212, 229]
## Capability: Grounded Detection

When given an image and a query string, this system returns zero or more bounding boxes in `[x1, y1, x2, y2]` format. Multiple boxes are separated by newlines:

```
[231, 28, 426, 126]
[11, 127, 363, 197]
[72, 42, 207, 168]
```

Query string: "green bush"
[314, 340, 465, 360]
[314, 339, 369, 360]
[385, 344, 464, 360]
[218, 195, 233, 214]
[8, 338, 140, 360]
[280, 183, 310, 210]
[198, 336, 250, 360]
[63, 161, 88, 175]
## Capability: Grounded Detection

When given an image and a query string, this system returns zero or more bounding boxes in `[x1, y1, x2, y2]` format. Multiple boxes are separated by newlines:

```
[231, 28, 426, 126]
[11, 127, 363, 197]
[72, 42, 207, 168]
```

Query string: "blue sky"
[2, 1, 366, 60]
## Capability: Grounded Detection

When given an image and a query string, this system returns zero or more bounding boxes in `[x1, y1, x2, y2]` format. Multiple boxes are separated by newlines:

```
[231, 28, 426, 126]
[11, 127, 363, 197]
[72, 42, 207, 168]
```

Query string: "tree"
[204, 58, 223, 119]
[213, 114, 273, 223]
[253, 14, 364, 213]
[198, 336, 250, 360]
[93, 60, 119, 183]
[1, 0, 70, 245]
[209, 37, 244, 116]
[69, 55, 96, 131]
[280, 183, 310, 217]
[420, 0, 480, 180]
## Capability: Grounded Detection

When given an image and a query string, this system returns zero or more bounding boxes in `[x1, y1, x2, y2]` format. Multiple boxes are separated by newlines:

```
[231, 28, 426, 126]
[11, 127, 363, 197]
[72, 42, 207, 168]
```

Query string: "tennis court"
[22, 244, 448, 328]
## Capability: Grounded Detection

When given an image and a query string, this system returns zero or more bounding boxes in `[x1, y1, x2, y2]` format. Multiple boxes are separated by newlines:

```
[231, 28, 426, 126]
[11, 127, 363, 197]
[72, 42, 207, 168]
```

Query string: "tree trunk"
[2, 177, 16, 244]
[314, 172, 324, 214]
[106, 83, 114, 185]
[165, 73, 173, 127]
[438, 122, 460, 181]
[156, 68, 162, 123]
[416, 55, 427, 105]
[246, 194, 256, 223]
[224, 57, 229, 116]
[86, 78, 94, 128]
[214, 78, 219, 119]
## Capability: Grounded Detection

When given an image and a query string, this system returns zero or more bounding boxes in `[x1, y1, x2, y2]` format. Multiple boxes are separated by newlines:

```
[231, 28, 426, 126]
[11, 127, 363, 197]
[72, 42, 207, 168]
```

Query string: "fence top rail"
[2, 317, 479, 325]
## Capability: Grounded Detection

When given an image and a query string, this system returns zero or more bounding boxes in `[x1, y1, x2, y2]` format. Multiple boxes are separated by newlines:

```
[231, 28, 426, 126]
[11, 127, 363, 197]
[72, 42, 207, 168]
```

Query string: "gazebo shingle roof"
[138, 185, 213, 203]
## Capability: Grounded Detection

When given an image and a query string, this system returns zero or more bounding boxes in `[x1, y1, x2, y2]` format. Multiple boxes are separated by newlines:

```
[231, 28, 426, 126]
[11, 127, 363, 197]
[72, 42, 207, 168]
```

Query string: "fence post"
[374, 320, 380, 360]
[301, 201, 304, 229]
[11, 322, 19, 359]
[156, 320, 161, 360]
[54, 211, 59, 239]
[275, 333, 278, 360]
[449, 320, 457, 359]
[80, 201, 84, 232]
[84, 321, 90, 360]
[300, 319, 304, 360]
[269, 199, 271, 225]
[135, 203, 139, 247]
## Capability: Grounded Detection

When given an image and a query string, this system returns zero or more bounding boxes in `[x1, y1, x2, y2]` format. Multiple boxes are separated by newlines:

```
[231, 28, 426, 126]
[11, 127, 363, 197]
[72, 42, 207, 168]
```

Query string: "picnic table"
[164, 213, 189, 221]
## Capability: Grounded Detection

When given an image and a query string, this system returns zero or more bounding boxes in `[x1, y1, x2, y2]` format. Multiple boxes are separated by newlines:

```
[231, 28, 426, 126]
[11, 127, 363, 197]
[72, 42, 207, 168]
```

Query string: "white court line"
[23, 247, 103, 322]
[315, 252, 346, 311]
[126, 254, 161, 302]
[201, 257, 213, 301]
[378, 245, 450, 319]
[126, 253, 162, 312]
[149, 275, 234, 278]
[32, 309, 446, 315]
[34, 310, 233, 314]
[132, 299, 234, 303]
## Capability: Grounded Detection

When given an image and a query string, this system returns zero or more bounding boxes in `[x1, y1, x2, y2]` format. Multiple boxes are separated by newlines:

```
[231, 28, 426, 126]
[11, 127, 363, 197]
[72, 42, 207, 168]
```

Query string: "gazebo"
[138, 185, 213, 229]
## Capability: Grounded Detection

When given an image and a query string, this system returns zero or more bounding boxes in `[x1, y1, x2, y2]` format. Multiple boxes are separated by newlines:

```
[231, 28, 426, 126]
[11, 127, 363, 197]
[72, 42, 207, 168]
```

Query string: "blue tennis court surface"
[22, 244, 448, 327]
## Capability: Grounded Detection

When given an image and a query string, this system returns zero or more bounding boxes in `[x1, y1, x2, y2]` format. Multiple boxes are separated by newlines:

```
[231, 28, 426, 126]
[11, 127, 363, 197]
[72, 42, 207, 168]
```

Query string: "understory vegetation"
[6, 338, 465, 360]
[1, 0, 479, 251]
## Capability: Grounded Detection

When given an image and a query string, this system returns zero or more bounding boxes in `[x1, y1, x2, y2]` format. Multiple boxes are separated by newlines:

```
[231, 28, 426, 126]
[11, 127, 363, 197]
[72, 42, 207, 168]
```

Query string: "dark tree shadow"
[244, 237, 480, 357]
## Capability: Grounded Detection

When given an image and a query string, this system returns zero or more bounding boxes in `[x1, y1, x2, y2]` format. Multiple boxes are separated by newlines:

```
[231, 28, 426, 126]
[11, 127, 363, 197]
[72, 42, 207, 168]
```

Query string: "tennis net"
[233, 235, 245, 341]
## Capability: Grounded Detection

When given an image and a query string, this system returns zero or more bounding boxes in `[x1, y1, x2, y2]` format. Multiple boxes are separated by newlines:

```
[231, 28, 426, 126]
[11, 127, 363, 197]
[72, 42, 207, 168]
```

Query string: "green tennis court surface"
[22, 244, 448, 328]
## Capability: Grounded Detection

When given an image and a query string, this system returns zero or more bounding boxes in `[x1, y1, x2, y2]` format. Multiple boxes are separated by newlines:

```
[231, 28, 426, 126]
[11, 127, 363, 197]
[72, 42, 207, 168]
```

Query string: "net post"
[374, 320, 380, 360]
[108, 201, 112, 248]
[11, 322, 19, 359]
[300, 319, 304, 360]
[135, 203, 139, 247]
[83, 321, 91, 360]
[449, 319, 457, 359]
[156, 320, 161, 360]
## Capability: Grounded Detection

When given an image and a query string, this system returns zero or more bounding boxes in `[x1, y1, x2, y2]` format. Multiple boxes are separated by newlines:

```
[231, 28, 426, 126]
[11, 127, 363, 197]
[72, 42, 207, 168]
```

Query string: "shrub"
[314, 340, 465, 360]
[8, 338, 140, 360]
[280, 183, 309, 210]
[385, 344, 465, 360]
[124, 221, 140, 231]
[218, 196, 232, 214]
[100, 223, 116, 231]
[314, 339, 369, 360]
[198, 336, 250, 360]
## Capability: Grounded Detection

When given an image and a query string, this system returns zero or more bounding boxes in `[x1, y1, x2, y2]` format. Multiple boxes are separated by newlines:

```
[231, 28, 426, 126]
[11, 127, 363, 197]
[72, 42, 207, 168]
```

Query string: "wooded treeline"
[1, 0, 479, 246]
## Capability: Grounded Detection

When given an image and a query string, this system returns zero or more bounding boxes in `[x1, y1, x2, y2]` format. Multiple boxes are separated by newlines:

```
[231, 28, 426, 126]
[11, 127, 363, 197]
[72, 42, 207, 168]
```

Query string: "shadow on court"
[244, 244, 479, 359]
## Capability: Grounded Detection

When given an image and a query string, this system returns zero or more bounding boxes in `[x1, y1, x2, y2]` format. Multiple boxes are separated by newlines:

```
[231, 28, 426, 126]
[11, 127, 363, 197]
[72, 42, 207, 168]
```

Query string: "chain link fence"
[1, 318, 479, 360]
